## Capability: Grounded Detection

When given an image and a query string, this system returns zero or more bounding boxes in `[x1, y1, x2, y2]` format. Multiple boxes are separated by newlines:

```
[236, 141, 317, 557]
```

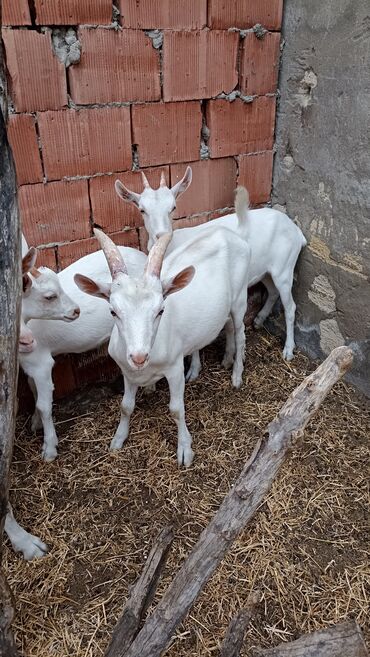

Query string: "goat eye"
[157, 309, 164, 317]
[45, 294, 57, 301]
[110, 310, 117, 317]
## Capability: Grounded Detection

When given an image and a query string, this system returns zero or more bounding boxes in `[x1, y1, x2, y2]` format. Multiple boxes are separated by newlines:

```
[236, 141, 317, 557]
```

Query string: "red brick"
[138, 227, 149, 254]
[58, 230, 139, 269]
[171, 158, 237, 218]
[2, 29, 67, 112]
[38, 107, 132, 180]
[208, 0, 283, 30]
[69, 28, 160, 105]
[174, 215, 209, 229]
[19, 180, 90, 245]
[7, 114, 43, 185]
[207, 97, 276, 158]
[163, 31, 238, 102]
[238, 151, 273, 205]
[58, 238, 99, 270]
[109, 229, 139, 249]
[2, 0, 31, 25]
[240, 32, 280, 95]
[53, 356, 77, 400]
[120, 0, 207, 29]
[89, 166, 169, 233]
[36, 247, 58, 271]
[72, 345, 120, 388]
[35, 0, 112, 25]
[133, 102, 202, 167]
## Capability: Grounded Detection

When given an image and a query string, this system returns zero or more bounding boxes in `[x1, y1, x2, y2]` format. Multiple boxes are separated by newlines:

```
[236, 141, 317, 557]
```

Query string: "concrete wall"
[272, 0, 370, 395]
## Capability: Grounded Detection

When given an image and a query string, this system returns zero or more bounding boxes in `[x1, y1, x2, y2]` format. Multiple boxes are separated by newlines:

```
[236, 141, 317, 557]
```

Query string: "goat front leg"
[185, 350, 201, 382]
[110, 377, 138, 451]
[221, 317, 235, 369]
[5, 504, 48, 560]
[167, 362, 194, 467]
[28, 355, 58, 461]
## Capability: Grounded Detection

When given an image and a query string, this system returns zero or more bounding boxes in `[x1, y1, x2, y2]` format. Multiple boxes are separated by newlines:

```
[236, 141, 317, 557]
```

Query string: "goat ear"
[22, 247, 38, 275]
[115, 180, 141, 208]
[74, 274, 111, 300]
[162, 266, 195, 299]
[22, 274, 32, 295]
[170, 166, 192, 199]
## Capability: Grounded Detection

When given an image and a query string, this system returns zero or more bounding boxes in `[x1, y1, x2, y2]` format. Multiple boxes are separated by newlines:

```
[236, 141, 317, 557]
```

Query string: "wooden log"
[105, 526, 174, 657]
[118, 346, 353, 657]
[0, 15, 22, 657]
[254, 620, 368, 657]
[220, 592, 260, 657]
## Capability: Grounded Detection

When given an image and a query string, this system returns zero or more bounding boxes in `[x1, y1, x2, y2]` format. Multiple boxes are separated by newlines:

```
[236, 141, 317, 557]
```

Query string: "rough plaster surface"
[272, 0, 370, 396]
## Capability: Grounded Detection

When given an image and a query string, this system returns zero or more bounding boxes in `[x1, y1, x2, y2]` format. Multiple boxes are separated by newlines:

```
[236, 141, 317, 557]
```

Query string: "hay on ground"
[5, 332, 370, 656]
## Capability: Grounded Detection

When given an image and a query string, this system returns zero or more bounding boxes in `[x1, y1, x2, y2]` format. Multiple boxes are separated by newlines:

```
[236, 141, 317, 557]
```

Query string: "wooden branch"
[120, 346, 353, 657]
[105, 526, 174, 657]
[0, 22, 22, 657]
[220, 592, 260, 657]
[254, 620, 368, 657]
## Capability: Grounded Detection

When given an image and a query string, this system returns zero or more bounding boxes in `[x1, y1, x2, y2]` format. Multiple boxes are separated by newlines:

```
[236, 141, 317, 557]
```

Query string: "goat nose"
[73, 307, 80, 317]
[130, 353, 149, 367]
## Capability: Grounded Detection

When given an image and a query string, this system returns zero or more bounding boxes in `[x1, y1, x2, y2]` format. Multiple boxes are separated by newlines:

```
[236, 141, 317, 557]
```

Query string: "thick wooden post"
[0, 10, 22, 656]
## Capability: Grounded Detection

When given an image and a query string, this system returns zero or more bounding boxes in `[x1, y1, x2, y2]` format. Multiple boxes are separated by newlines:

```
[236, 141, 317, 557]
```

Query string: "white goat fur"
[75, 222, 251, 467]
[19, 246, 146, 462]
[115, 170, 307, 372]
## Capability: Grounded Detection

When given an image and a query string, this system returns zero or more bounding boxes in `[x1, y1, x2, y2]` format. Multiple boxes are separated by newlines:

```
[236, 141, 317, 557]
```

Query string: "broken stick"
[254, 620, 368, 657]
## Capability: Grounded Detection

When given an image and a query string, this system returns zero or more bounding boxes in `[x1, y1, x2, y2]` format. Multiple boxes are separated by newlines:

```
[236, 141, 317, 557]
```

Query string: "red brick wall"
[4, 0, 282, 397]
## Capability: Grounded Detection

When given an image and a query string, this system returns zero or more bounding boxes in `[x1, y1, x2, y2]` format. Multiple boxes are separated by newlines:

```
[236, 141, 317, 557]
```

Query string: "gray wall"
[273, 0, 370, 395]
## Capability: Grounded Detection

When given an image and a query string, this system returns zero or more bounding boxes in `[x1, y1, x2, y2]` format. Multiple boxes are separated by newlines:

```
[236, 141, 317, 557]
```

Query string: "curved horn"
[141, 170, 150, 188]
[93, 228, 127, 278]
[145, 233, 172, 278]
[160, 170, 167, 187]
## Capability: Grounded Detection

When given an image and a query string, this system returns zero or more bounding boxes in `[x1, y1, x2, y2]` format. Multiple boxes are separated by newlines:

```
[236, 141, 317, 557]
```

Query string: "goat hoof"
[177, 446, 194, 467]
[221, 355, 234, 370]
[282, 346, 294, 361]
[41, 446, 57, 462]
[22, 536, 48, 561]
[231, 372, 243, 389]
[31, 413, 42, 432]
[253, 316, 264, 329]
[109, 437, 124, 451]
[185, 366, 200, 383]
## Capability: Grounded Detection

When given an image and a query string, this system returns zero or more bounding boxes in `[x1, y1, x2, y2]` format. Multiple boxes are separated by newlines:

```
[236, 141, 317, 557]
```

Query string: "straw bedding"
[5, 331, 369, 656]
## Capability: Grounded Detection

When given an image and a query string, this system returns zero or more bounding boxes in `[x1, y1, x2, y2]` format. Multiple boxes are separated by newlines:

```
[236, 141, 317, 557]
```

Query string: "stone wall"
[272, 0, 370, 395]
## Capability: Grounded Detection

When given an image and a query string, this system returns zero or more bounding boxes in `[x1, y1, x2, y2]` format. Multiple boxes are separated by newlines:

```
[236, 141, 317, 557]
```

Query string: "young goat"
[115, 171, 307, 372]
[20, 246, 146, 461]
[75, 224, 251, 466]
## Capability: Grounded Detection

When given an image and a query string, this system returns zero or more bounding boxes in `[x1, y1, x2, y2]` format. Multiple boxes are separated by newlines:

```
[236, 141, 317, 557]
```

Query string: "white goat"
[115, 170, 307, 375]
[74, 221, 251, 467]
[4, 246, 49, 560]
[20, 246, 146, 461]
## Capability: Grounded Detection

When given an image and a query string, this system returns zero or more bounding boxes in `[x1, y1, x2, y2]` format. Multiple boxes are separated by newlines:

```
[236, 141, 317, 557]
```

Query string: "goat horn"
[93, 228, 128, 278]
[160, 170, 167, 187]
[141, 170, 150, 188]
[145, 233, 172, 278]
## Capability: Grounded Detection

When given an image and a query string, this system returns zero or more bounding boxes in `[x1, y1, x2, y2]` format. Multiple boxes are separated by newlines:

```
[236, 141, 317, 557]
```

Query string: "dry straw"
[5, 332, 369, 656]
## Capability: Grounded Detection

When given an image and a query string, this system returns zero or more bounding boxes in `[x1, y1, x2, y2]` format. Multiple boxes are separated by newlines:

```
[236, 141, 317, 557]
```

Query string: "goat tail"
[234, 186, 250, 241]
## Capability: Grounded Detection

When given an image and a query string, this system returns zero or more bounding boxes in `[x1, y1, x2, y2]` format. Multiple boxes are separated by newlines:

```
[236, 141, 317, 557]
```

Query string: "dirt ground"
[5, 332, 370, 656]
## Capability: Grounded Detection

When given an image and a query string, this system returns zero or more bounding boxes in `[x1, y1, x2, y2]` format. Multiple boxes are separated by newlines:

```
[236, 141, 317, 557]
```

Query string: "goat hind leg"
[221, 317, 235, 369]
[273, 274, 296, 361]
[254, 276, 279, 328]
[185, 350, 201, 382]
